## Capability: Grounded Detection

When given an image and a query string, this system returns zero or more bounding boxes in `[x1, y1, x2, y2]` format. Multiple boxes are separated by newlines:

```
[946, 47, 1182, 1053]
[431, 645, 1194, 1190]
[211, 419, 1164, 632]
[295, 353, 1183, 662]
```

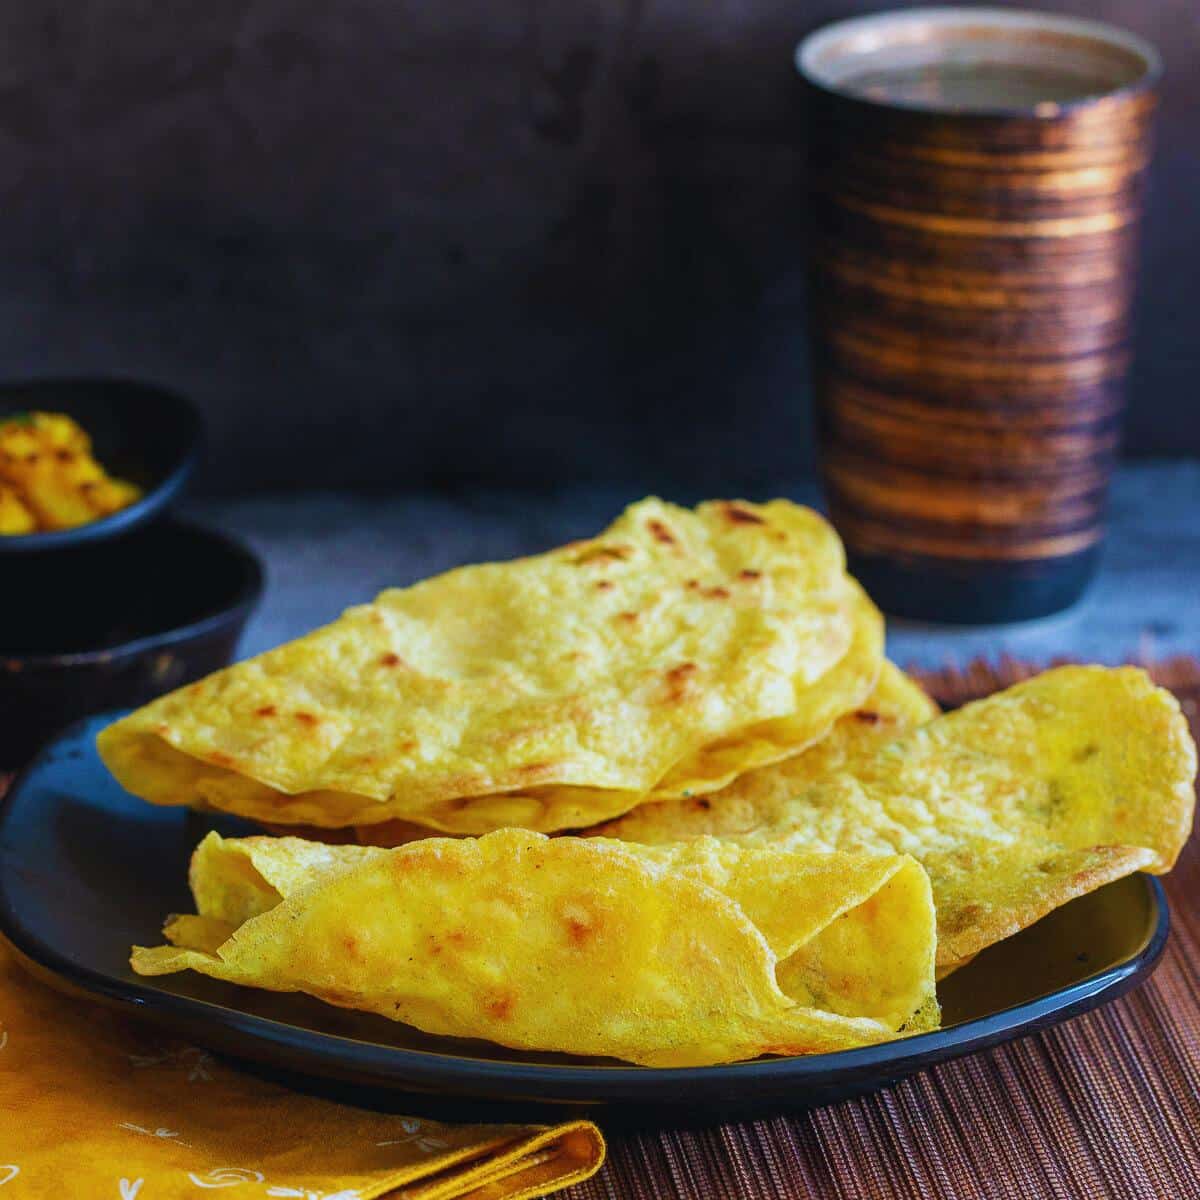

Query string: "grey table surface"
[192, 461, 1200, 672]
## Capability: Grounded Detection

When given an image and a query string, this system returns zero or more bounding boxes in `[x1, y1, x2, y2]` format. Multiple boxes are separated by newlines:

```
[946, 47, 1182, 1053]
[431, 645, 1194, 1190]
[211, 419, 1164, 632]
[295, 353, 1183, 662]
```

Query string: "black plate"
[0, 719, 1169, 1120]
[0, 377, 201, 554]
[0, 521, 262, 766]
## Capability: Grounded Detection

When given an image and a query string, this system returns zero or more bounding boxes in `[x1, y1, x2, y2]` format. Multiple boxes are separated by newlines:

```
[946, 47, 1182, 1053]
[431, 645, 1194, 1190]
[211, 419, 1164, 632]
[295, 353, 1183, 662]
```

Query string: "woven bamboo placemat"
[565, 657, 1200, 1200]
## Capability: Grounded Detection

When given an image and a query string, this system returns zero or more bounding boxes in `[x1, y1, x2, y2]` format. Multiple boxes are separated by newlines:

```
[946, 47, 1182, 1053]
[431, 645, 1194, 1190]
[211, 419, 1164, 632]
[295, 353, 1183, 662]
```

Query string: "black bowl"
[0, 377, 201, 554]
[0, 520, 262, 766]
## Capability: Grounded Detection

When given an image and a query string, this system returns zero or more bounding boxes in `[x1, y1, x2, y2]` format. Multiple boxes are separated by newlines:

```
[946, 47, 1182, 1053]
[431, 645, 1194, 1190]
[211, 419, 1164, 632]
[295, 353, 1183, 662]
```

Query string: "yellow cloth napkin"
[0, 939, 604, 1199]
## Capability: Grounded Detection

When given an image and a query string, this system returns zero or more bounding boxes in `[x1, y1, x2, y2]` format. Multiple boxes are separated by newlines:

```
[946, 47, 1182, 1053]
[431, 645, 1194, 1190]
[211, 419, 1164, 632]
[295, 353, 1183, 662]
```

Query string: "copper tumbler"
[797, 9, 1160, 623]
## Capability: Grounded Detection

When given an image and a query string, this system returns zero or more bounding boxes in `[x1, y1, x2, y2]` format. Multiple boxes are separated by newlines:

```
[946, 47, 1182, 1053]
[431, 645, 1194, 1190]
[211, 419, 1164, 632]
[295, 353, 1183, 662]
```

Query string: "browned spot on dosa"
[647, 518, 677, 545]
[563, 905, 598, 947]
[664, 662, 699, 703]
[722, 503, 766, 525]
[572, 543, 632, 566]
[394, 847, 470, 881]
[254, 705, 277, 718]
[485, 991, 516, 1020]
[517, 761, 557, 781]
[294, 711, 320, 728]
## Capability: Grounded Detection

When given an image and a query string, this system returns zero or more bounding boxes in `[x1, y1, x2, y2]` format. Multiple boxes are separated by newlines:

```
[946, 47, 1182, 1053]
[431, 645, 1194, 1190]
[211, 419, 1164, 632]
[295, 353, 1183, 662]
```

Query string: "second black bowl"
[1, 520, 262, 766]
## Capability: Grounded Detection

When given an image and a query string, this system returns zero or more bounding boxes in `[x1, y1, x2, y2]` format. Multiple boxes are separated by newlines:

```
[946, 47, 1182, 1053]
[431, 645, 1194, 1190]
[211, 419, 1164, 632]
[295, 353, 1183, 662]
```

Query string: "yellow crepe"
[133, 830, 938, 1067]
[600, 665, 1197, 974]
[331, 591, 885, 849]
[99, 498, 883, 834]
[594, 661, 938, 843]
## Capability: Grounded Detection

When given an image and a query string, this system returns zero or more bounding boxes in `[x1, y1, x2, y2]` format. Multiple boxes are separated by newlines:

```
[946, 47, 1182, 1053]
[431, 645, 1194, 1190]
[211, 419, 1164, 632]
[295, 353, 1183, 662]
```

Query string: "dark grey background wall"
[1, 1, 1195, 493]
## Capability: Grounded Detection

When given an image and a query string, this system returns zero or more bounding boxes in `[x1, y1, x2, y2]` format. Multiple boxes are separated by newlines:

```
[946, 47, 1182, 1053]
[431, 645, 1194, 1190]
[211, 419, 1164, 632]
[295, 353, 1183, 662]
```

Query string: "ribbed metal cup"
[798, 9, 1160, 623]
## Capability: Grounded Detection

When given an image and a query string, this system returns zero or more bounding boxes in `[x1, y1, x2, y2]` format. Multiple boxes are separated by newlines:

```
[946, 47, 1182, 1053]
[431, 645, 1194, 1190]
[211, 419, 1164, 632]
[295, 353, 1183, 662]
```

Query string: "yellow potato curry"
[0, 411, 141, 534]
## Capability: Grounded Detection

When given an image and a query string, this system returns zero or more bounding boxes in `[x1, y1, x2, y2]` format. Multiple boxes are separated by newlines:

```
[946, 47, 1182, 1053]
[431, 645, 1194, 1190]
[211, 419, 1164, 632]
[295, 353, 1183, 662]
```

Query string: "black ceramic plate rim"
[0, 721, 1170, 1102]
[1, 879, 1166, 1099]
[4, 521, 264, 668]
[0, 377, 202, 554]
